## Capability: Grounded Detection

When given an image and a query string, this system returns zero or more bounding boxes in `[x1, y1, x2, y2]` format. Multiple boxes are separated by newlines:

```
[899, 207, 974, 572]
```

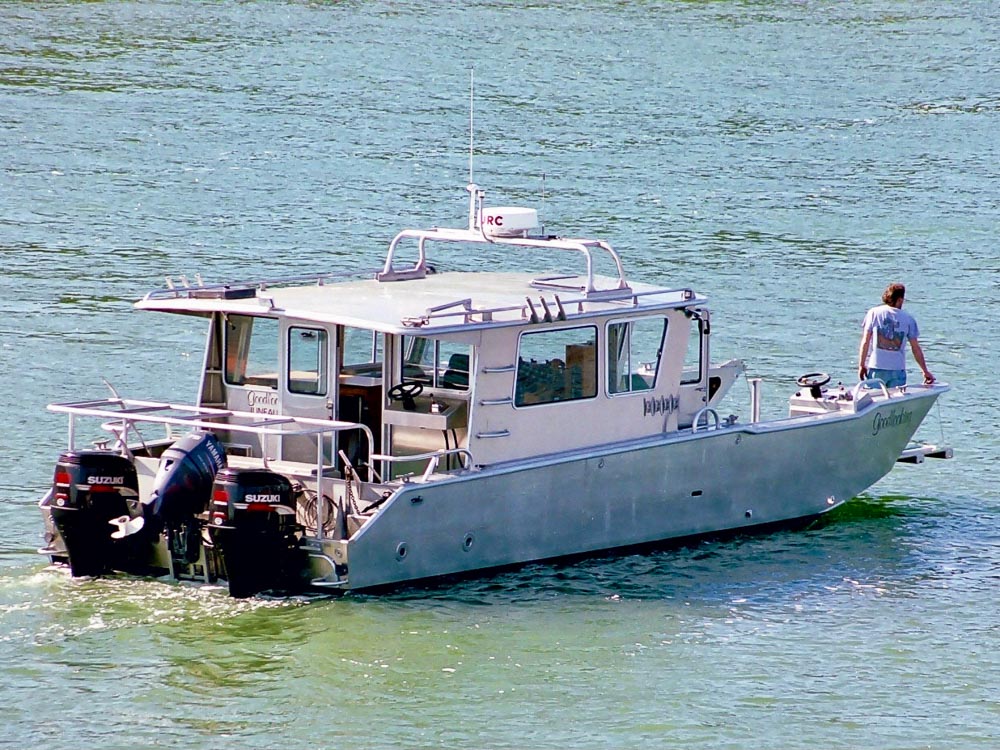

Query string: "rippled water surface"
[1, 2, 998, 748]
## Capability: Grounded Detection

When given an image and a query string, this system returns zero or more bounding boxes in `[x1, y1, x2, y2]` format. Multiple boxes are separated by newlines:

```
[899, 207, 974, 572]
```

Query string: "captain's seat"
[441, 353, 470, 390]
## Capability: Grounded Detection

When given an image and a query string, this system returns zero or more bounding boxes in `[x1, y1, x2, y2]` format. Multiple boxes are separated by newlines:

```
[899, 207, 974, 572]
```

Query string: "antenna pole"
[468, 68, 474, 185]
[466, 68, 480, 231]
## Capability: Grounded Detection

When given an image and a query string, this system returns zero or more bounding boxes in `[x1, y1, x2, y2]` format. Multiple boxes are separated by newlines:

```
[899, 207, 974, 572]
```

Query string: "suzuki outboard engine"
[49, 451, 139, 577]
[146, 432, 226, 569]
[207, 468, 304, 598]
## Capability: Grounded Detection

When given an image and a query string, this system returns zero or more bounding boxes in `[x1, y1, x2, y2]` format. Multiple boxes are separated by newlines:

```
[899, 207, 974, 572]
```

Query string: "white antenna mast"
[469, 67, 474, 185]
[466, 67, 481, 231]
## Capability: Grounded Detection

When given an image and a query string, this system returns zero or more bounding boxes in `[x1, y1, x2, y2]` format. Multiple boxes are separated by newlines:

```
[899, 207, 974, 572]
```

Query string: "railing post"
[316, 434, 325, 541]
[749, 377, 762, 423]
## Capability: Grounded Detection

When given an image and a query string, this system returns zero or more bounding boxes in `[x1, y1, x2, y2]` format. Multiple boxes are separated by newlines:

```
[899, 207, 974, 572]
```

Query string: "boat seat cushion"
[441, 353, 469, 389]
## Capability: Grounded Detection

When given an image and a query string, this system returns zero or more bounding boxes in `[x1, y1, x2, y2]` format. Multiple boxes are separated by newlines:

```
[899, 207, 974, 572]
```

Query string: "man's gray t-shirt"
[862, 304, 919, 370]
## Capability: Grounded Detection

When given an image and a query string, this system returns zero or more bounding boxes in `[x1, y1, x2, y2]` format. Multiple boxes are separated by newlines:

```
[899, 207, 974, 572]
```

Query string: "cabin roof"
[136, 270, 707, 335]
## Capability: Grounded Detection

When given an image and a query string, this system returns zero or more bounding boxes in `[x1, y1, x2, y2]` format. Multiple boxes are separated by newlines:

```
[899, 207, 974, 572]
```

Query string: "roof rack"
[376, 183, 634, 299]
[143, 268, 380, 302]
[377, 226, 634, 299]
[401, 285, 699, 328]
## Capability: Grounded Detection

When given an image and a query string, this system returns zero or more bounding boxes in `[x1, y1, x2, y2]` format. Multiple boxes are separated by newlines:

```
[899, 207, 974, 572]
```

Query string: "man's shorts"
[867, 368, 906, 387]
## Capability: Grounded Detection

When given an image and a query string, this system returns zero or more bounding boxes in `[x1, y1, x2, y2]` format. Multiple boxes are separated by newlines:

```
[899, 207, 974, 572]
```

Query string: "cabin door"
[217, 314, 335, 461]
[678, 310, 710, 426]
[278, 320, 338, 463]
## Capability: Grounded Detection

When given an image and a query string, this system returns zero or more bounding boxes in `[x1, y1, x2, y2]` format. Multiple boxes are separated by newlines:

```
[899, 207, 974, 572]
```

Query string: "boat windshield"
[607, 317, 666, 395]
[342, 327, 383, 377]
[402, 336, 472, 391]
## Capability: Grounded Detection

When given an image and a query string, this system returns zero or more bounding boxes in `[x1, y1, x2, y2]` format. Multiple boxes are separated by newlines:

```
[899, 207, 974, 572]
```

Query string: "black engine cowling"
[207, 467, 304, 598]
[49, 451, 139, 577]
[146, 431, 227, 528]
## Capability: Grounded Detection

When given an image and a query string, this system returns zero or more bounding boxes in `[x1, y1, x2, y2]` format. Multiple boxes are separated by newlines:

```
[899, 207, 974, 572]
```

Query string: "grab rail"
[852, 378, 891, 401]
[49, 396, 382, 543]
[376, 224, 634, 298]
[691, 407, 720, 433]
[369, 448, 474, 482]
[401, 284, 699, 329]
[49, 396, 376, 472]
[142, 267, 379, 302]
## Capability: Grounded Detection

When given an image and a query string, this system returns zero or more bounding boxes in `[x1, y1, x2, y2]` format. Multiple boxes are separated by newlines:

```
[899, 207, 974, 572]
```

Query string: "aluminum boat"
[37, 183, 951, 596]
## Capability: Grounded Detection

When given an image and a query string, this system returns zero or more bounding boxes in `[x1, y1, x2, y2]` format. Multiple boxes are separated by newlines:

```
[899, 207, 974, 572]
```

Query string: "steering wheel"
[796, 372, 831, 399]
[388, 381, 423, 410]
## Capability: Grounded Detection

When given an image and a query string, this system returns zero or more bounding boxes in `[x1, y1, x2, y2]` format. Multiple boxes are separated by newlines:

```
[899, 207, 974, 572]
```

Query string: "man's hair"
[882, 283, 906, 306]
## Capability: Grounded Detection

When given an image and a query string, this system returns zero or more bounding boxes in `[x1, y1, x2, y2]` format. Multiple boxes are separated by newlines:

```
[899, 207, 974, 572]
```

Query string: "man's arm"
[909, 338, 935, 384]
[858, 328, 872, 381]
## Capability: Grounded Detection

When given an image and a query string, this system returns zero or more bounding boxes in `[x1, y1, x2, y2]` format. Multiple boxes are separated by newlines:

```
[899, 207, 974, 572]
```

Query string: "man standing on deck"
[858, 282, 935, 387]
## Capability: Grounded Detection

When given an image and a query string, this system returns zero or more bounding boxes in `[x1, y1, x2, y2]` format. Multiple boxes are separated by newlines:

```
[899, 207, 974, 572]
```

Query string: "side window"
[681, 315, 704, 385]
[402, 337, 472, 391]
[225, 315, 279, 388]
[607, 317, 666, 395]
[288, 327, 328, 396]
[341, 327, 382, 377]
[515, 326, 597, 407]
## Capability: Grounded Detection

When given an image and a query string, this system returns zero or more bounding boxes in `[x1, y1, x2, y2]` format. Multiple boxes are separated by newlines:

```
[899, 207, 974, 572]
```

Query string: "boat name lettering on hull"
[643, 394, 680, 417]
[247, 390, 279, 415]
[872, 407, 913, 436]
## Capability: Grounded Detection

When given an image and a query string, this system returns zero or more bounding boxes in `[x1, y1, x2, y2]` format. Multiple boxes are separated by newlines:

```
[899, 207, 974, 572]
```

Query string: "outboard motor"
[207, 468, 304, 598]
[147, 432, 227, 525]
[145, 432, 226, 568]
[49, 451, 139, 577]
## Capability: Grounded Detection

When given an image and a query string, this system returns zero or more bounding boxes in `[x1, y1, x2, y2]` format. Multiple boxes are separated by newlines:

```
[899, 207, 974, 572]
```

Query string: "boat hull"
[341, 387, 941, 590]
[37, 387, 943, 594]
